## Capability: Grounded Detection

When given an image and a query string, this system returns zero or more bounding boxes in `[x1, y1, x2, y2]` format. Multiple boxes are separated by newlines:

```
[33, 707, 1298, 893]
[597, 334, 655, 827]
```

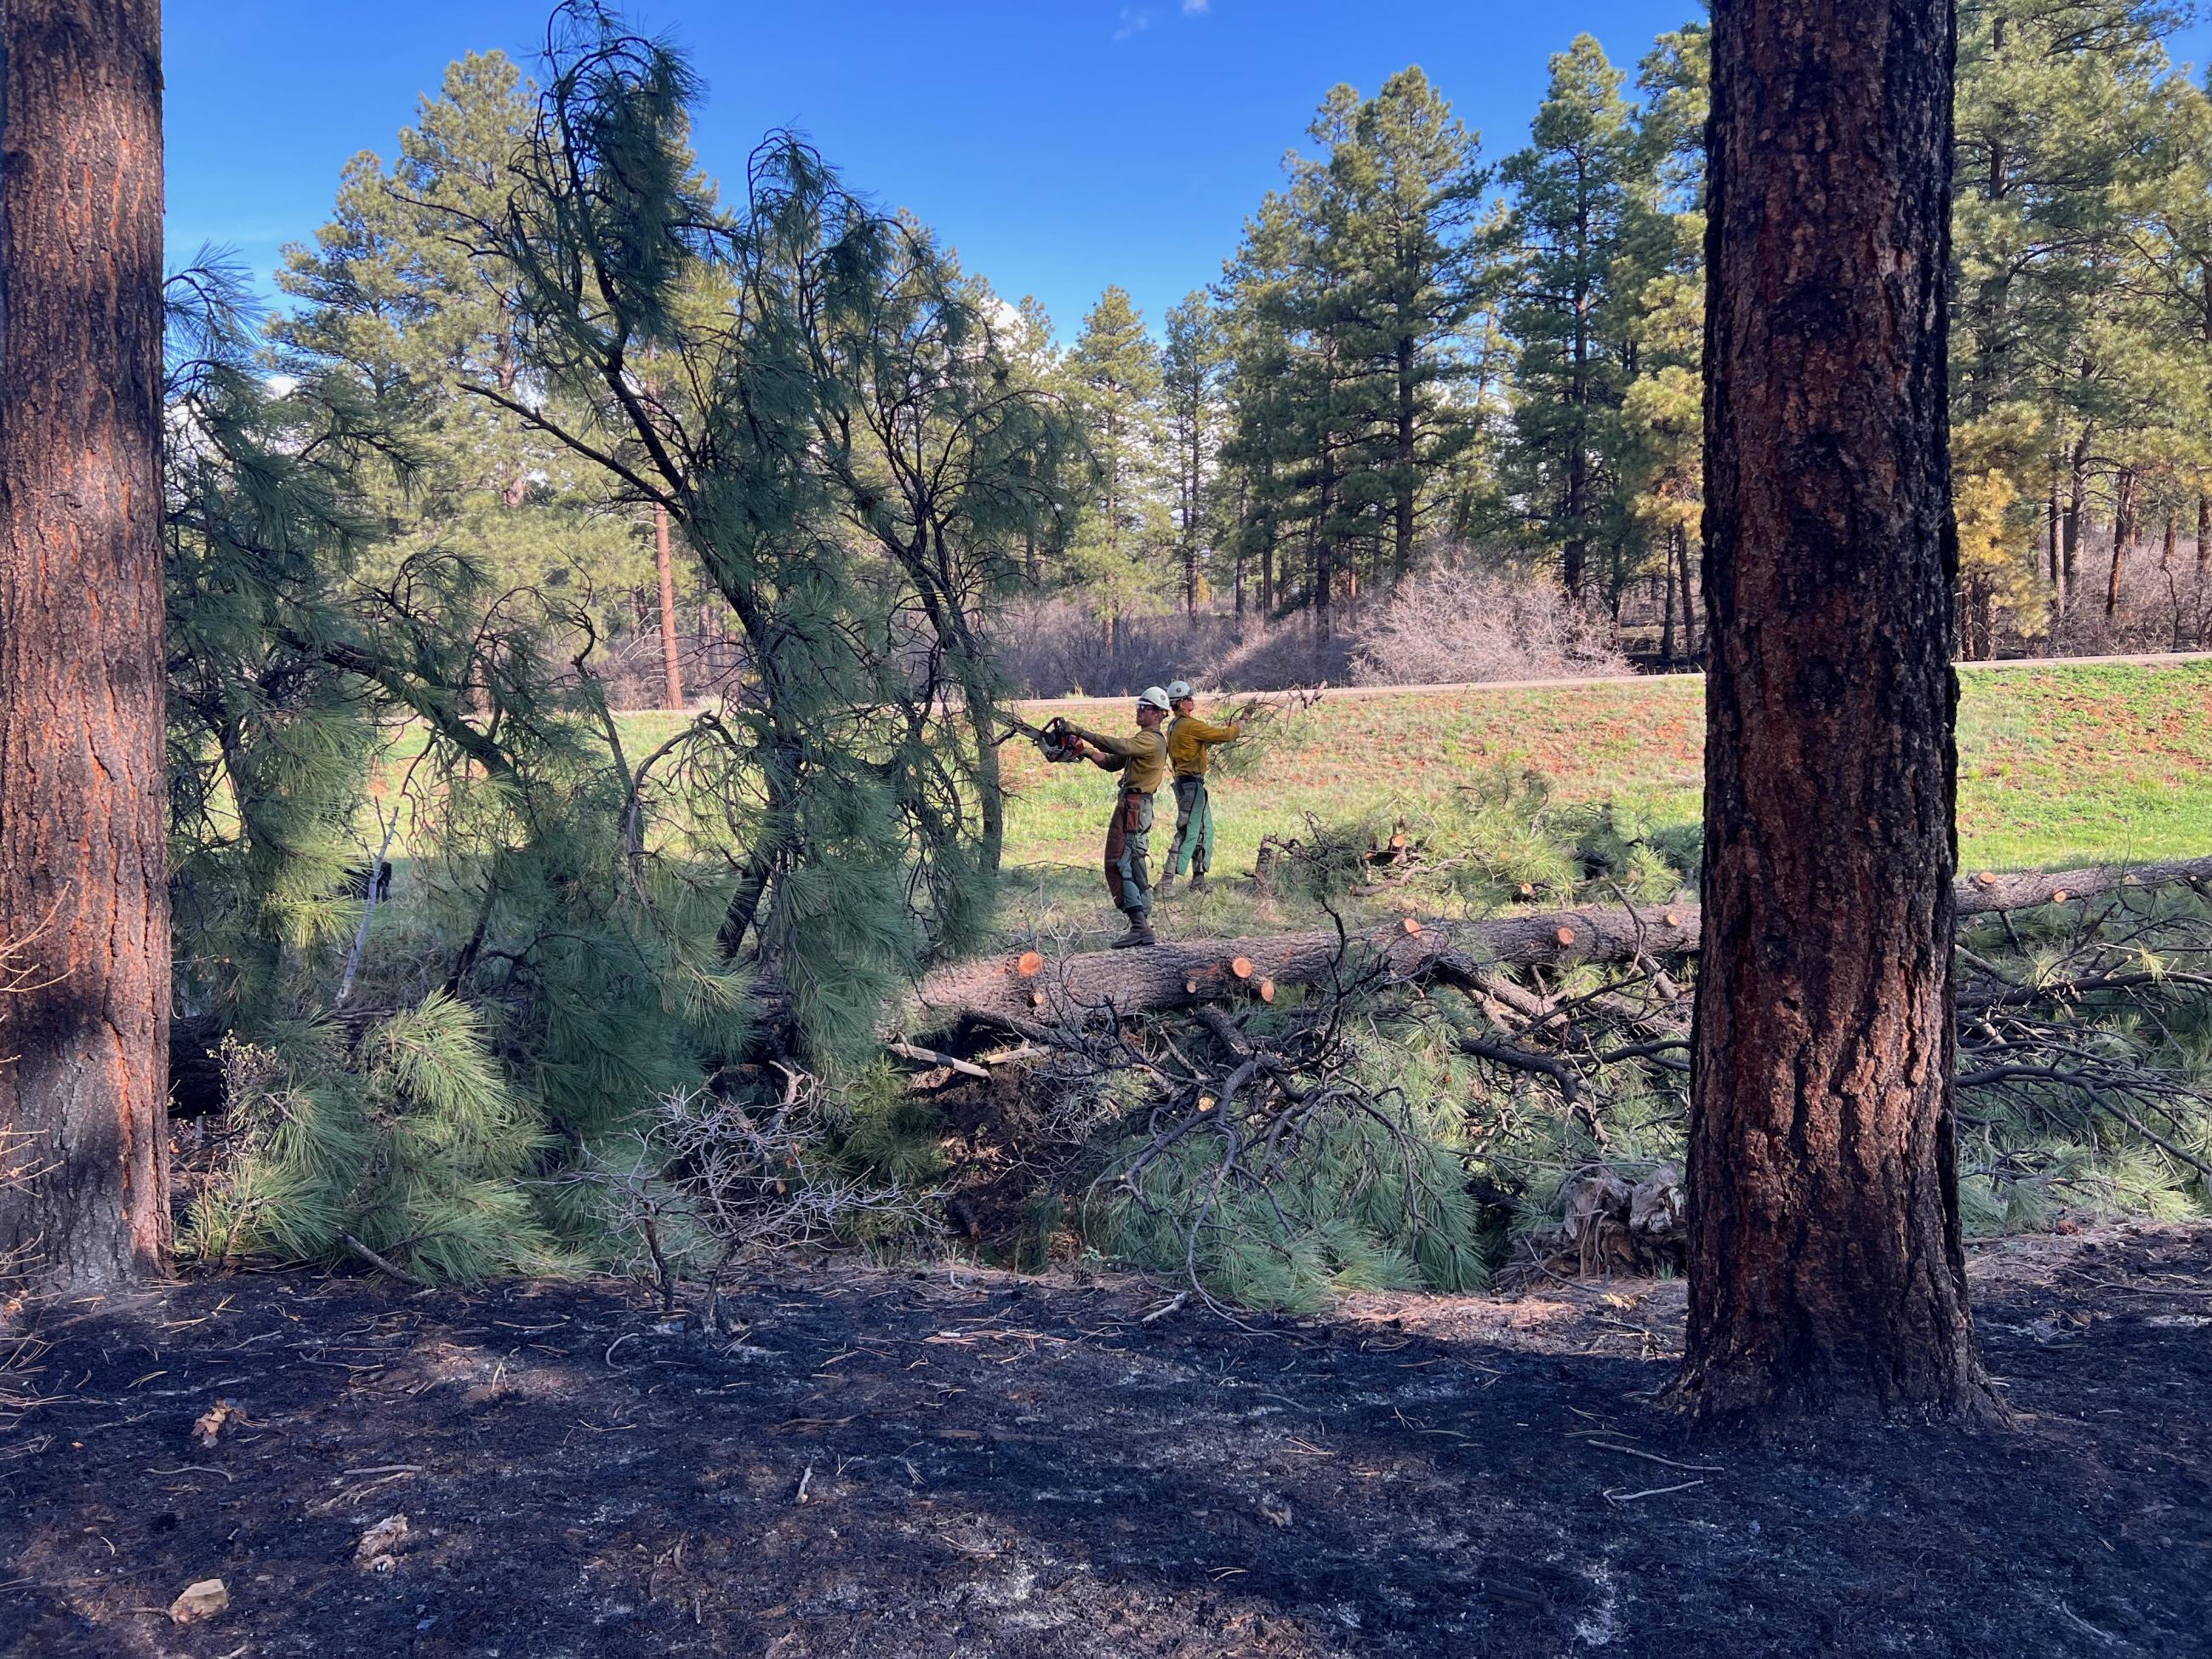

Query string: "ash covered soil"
[4, 1227, 2209, 1658]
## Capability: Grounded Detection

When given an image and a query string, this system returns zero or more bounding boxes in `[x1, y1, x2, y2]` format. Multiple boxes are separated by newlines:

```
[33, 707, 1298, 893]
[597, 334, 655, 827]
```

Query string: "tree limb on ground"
[909, 854, 2212, 1035]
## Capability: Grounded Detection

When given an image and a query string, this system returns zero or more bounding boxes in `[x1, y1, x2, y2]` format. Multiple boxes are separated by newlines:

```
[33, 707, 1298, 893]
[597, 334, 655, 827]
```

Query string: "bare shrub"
[2038, 534, 2212, 658]
[1348, 560, 1631, 686]
[991, 597, 1356, 698]
[576, 1072, 939, 1309]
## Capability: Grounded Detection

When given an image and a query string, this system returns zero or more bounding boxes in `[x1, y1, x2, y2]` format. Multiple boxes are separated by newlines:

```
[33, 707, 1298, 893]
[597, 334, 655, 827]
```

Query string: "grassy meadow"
[605, 658, 2209, 948]
[967, 659, 2212, 940]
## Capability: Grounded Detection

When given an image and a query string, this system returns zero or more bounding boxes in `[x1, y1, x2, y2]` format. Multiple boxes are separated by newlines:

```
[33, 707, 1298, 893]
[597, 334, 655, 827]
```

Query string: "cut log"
[906, 855, 2212, 1034]
[910, 903, 1702, 1033]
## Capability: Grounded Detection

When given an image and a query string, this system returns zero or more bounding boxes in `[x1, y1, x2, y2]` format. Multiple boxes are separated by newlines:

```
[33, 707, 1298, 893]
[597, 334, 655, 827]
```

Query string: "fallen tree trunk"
[909, 854, 2212, 1035]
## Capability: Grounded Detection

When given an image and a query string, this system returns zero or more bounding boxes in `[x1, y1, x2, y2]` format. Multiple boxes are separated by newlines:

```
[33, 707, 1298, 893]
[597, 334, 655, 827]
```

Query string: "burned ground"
[3, 1227, 2209, 1658]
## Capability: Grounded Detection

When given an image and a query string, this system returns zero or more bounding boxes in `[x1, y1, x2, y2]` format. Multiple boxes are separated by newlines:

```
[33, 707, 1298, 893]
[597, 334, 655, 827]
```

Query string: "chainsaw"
[995, 713, 1086, 763]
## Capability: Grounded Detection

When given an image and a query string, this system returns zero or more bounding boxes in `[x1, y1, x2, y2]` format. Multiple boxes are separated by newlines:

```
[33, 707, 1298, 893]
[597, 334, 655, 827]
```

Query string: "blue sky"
[168, 2, 2212, 342]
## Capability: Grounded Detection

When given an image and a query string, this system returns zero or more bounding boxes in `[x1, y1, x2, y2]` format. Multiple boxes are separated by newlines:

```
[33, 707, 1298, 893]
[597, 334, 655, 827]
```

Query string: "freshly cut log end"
[1400, 916, 1422, 937]
[1016, 950, 1044, 978]
[2050, 890, 2067, 904]
[1554, 926, 1576, 948]
[1664, 910, 1684, 927]
[1974, 870, 1998, 888]
[1230, 955, 1253, 980]
[1256, 978, 1275, 1003]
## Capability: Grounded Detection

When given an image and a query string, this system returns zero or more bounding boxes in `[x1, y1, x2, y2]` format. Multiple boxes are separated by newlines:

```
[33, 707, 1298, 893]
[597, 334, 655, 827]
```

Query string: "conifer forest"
[2, 3, 2211, 1654]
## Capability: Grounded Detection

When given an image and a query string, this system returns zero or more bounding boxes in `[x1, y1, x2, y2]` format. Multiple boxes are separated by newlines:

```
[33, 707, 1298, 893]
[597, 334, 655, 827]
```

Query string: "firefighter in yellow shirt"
[1157, 680, 1241, 895]
[1066, 686, 1172, 947]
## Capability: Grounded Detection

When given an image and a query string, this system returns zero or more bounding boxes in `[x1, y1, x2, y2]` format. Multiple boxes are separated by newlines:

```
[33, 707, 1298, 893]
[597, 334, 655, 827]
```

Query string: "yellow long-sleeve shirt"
[1074, 726, 1170, 794]
[1166, 712, 1240, 778]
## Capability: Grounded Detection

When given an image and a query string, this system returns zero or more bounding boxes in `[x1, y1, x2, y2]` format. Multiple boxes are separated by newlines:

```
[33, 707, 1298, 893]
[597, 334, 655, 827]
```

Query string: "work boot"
[1188, 873, 1209, 893]
[1155, 875, 1177, 898]
[1110, 918, 1157, 949]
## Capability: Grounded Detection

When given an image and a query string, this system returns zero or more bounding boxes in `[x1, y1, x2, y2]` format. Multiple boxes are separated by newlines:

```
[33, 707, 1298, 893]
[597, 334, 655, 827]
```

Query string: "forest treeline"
[1029, 1, 2212, 669]
[276, 3, 2212, 699]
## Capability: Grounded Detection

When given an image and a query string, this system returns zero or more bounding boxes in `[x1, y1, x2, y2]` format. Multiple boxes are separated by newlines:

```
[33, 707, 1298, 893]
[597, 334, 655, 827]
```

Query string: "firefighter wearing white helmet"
[1157, 680, 1242, 896]
[1064, 686, 1173, 947]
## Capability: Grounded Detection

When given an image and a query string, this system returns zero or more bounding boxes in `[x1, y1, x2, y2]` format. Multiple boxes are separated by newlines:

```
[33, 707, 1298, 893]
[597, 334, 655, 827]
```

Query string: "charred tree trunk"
[1659, 528, 1679, 664]
[1679, 0, 1996, 1423]
[654, 504, 685, 711]
[0, 0, 170, 1287]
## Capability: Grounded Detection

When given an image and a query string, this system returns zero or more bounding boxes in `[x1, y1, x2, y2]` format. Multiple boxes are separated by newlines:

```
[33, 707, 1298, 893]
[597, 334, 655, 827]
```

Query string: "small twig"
[1580, 1440, 1725, 1474]
[340, 1233, 431, 1291]
[1603, 1478, 1704, 1504]
[1138, 1291, 1189, 1325]
[795, 1464, 814, 1504]
[2056, 1601, 2124, 1647]
[886, 1040, 991, 1080]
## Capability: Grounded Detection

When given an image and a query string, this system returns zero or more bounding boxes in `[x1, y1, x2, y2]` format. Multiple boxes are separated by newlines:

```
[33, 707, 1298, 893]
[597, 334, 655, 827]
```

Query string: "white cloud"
[1113, 6, 1151, 40]
[1182, 0, 1208, 12]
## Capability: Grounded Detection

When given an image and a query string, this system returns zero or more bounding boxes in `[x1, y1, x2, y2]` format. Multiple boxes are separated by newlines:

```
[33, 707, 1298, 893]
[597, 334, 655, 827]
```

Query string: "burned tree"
[0, 0, 171, 1284]
[1677, 0, 1998, 1419]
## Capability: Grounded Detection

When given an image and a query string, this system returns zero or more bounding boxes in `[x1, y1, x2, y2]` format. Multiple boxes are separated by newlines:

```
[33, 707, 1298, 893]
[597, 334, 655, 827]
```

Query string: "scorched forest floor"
[4, 1225, 2209, 1657]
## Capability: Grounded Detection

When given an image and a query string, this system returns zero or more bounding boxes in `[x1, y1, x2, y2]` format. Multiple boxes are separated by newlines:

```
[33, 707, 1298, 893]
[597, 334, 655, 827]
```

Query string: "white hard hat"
[1137, 685, 1172, 710]
[1165, 680, 1194, 701]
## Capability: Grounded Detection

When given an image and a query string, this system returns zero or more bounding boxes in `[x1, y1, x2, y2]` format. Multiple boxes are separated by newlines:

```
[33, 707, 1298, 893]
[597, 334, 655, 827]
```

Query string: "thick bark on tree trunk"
[1679, 0, 1997, 1422]
[655, 504, 684, 711]
[0, 0, 171, 1287]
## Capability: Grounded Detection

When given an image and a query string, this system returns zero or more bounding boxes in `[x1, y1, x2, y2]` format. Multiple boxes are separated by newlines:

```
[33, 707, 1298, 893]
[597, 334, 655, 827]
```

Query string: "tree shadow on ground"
[2, 1228, 2208, 1656]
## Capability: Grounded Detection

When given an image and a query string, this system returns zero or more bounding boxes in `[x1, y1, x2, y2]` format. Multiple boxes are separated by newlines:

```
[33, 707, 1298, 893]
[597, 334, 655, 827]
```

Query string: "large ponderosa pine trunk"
[1678, 0, 1998, 1422]
[0, 0, 170, 1286]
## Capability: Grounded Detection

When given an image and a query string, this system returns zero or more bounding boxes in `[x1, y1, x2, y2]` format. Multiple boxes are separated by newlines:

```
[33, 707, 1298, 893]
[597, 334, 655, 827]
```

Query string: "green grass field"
[601, 660, 2209, 948]
[968, 660, 2212, 943]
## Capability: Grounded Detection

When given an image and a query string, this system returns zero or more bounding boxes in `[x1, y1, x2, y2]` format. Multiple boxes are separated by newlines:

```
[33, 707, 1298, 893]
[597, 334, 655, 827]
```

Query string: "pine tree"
[166, 264, 743, 1282]
[1616, 25, 1709, 660]
[1065, 286, 1169, 645]
[1497, 36, 1652, 607]
[0, 0, 170, 1286]
[1304, 68, 1491, 580]
[275, 50, 670, 668]
[1684, 0, 1997, 1422]
[1950, 3, 2195, 623]
[442, 9, 1060, 1034]
[1160, 292, 1225, 614]
[1217, 191, 1316, 618]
